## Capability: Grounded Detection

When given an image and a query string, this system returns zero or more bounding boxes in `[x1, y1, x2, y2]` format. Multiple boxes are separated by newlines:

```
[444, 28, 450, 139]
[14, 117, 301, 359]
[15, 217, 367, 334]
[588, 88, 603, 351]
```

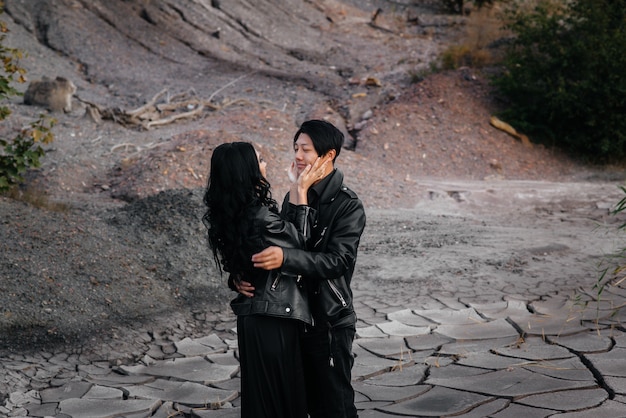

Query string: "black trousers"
[301, 324, 358, 418]
[237, 315, 307, 418]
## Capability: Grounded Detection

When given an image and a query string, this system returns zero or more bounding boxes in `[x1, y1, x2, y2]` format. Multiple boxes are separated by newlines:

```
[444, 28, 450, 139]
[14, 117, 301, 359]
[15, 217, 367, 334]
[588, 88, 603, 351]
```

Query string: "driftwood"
[76, 73, 252, 129]
[490, 116, 533, 148]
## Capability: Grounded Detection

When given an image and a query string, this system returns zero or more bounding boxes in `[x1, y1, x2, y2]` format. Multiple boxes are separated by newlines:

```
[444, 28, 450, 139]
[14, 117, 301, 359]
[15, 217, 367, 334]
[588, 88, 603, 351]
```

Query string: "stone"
[194, 334, 228, 350]
[59, 398, 162, 418]
[25, 402, 59, 417]
[145, 345, 166, 360]
[351, 346, 407, 381]
[175, 337, 223, 357]
[205, 351, 239, 366]
[603, 376, 626, 395]
[425, 356, 455, 367]
[508, 313, 588, 337]
[83, 384, 124, 400]
[585, 348, 626, 378]
[515, 388, 608, 411]
[191, 407, 242, 417]
[405, 333, 454, 351]
[413, 307, 485, 325]
[356, 325, 387, 338]
[548, 332, 613, 353]
[124, 379, 237, 408]
[427, 364, 491, 380]
[387, 309, 435, 326]
[457, 351, 529, 370]
[451, 398, 510, 418]
[40, 381, 93, 403]
[490, 402, 554, 417]
[361, 364, 428, 386]
[492, 337, 574, 360]
[8, 390, 39, 407]
[78, 363, 111, 376]
[554, 399, 626, 417]
[355, 336, 410, 359]
[377, 386, 493, 416]
[439, 337, 518, 356]
[376, 320, 430, 337]
[86, 373, 156, 387]
[522, 357, 595, 381]
[151, 401, 176, 418]
[468, 301, 511, 319]
[353, 382, 430, 403]
[435, 318, 519, 340]
[120, 357, 238, 384]
[427, 367, 595, 397]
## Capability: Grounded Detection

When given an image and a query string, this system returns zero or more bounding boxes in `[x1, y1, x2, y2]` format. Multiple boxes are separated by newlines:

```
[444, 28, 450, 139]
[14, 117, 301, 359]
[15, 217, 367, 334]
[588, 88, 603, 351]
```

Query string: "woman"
[202, 141, 326, 418]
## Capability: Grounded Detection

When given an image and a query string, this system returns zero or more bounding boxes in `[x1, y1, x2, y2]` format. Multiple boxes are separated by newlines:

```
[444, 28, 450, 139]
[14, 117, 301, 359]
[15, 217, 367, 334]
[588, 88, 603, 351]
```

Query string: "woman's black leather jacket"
[229, 204, 316, 324]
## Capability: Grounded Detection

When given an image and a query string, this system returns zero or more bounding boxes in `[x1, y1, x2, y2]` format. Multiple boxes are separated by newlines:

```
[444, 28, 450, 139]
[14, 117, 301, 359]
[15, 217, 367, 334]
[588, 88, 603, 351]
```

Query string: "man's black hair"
[294, 119, 343, 161]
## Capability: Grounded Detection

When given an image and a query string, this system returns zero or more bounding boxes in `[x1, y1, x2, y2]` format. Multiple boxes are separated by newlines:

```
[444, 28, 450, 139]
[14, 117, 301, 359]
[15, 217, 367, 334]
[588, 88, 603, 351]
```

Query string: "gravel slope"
[1, 0, 623, 356]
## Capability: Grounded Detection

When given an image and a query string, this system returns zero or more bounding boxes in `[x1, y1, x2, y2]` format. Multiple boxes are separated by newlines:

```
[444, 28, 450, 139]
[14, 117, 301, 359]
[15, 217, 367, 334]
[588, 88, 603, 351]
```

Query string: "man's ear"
[325, 149, 337, 162]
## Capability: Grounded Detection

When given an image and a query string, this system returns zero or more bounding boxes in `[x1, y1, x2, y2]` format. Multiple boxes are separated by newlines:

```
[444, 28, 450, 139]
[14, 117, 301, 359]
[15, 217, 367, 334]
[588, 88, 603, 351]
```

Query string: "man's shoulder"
[339, 184, 359, 200]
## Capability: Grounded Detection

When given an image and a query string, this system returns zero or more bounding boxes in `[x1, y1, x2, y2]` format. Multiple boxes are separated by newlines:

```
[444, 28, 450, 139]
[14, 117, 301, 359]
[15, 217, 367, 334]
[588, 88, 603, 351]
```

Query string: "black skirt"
[237, 314, 307, 418]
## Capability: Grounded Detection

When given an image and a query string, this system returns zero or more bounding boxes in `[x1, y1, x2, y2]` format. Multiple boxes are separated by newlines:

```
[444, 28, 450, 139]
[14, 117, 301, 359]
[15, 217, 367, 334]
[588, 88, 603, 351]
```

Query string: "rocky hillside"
[0, 0, 609, 353]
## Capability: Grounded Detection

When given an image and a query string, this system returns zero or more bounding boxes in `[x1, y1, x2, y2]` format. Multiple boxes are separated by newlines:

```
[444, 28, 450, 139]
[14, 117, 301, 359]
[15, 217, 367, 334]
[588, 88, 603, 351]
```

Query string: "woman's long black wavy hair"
[203, 142, 277, 274]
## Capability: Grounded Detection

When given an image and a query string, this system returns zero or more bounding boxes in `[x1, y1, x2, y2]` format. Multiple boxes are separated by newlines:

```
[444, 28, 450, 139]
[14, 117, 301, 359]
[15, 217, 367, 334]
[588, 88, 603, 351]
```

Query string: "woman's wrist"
[297, 190, 308, 205]
[288, 183, 299, 204]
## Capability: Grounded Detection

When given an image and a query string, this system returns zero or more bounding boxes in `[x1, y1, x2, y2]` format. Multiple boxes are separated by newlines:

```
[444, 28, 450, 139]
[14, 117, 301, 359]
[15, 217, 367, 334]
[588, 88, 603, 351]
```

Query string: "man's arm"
[253, 199, 365, 282]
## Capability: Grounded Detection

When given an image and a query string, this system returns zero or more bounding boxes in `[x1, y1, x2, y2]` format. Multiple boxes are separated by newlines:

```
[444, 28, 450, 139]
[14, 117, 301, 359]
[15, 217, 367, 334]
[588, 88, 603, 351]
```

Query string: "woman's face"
[293, 133, 319, 175]
[256, 150, 267, 178]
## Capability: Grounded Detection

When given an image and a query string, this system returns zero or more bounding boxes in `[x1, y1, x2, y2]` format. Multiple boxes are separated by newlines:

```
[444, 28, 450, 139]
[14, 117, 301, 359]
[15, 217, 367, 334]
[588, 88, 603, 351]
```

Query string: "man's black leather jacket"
[281, 170, 366, 328]
[229, 204, 316, 324]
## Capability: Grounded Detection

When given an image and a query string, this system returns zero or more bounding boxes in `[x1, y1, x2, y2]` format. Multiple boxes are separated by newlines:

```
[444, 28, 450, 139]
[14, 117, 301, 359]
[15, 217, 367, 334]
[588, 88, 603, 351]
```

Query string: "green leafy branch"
[0, 2, 55, 192]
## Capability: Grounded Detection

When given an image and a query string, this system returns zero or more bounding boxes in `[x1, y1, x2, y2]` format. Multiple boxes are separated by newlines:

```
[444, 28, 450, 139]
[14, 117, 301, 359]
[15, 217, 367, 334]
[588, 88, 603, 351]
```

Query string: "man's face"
[293, 133, 319, 175]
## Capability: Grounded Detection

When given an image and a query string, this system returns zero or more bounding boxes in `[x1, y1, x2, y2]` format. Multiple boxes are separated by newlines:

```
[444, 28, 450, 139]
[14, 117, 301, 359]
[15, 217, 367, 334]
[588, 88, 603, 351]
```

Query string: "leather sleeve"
[280, 198, 366, 283]
[257, 205, 316, 249]
[282, 198, 297, 222]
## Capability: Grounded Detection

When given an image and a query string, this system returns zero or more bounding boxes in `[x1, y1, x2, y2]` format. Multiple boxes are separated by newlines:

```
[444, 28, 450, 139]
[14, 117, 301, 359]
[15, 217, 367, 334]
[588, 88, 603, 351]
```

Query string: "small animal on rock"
[24, 76, 77, 113]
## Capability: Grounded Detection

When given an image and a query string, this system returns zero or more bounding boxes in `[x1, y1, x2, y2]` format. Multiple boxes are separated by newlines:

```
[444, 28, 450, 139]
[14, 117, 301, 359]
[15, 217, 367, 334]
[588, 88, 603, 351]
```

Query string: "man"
[249, 119, 366, 417]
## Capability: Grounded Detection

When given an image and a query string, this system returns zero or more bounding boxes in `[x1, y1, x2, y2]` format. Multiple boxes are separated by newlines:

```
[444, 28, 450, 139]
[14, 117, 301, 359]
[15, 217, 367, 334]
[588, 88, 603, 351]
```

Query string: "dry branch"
[144, 104, 204, 129]
[74, 73, 253, 130]
[126, 88, 169, 117]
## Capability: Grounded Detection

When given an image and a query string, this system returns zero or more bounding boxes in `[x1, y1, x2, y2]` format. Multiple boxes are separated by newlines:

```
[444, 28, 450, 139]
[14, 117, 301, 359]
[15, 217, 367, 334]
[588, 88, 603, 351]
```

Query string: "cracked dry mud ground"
[1, 0, 626, 401]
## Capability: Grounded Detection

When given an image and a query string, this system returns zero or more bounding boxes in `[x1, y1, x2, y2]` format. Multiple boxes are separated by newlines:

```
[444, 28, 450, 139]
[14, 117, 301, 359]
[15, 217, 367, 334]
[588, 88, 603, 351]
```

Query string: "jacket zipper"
[327, 280, 347, 307]
[270, 273, 280, 291]
[313, 226, 328, 248]
[302, 207, 310, 238]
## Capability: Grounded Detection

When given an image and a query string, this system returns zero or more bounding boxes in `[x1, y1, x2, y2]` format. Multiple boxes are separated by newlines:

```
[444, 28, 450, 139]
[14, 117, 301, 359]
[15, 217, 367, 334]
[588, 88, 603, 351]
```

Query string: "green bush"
[0, 3, 54, 192]
[492, 0, 626, 162]
[442, 0, 494, 14]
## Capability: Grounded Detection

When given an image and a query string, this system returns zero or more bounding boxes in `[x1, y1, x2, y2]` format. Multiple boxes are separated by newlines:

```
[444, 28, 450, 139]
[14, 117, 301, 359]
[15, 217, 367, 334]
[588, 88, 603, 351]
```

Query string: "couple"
[203, 120, 366, 418]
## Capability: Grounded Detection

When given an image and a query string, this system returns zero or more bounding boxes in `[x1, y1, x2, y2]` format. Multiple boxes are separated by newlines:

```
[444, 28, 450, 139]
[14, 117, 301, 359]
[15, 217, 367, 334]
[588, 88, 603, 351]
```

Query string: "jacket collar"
[311, 168, 344, 204]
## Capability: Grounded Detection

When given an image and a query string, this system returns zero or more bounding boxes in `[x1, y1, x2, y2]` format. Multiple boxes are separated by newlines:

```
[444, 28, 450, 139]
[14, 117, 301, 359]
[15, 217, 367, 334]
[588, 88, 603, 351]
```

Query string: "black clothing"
[301, 324, 358, 418]
[238, 315, 307, 418]
[231, 204, 315, 418]
[282, 169, 366, 326]
[281, 169, 366, 418]
[230, 205, 315, 324]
